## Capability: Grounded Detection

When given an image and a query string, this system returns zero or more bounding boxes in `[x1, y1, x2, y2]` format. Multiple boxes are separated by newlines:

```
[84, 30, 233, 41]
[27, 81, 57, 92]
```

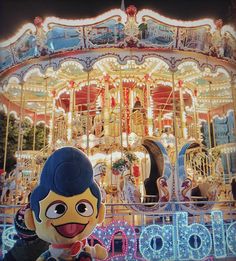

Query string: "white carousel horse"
[120, 174, 141, 205]
[93, 162, 107, 202]
[93, 162, 107, 177]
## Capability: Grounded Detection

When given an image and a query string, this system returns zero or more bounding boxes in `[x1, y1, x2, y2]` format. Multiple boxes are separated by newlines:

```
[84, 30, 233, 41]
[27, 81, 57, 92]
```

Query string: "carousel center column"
[170, 66, 181, 205]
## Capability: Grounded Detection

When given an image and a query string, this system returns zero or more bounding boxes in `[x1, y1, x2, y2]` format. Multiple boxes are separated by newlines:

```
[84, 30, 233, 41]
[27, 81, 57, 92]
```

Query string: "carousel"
[0, 5, 236, 260]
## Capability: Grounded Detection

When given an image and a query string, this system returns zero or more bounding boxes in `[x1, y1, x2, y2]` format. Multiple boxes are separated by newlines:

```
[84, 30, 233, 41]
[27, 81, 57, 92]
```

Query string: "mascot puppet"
[25, 147, 108, 261]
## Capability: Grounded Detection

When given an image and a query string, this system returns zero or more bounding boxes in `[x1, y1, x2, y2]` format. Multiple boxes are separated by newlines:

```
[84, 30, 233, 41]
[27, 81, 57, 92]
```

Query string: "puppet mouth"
[53, 223, 87, 238]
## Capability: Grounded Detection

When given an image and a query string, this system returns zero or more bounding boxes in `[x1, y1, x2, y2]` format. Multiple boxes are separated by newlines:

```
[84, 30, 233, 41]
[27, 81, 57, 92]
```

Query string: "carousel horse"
[93, 162, 107, 202]
[121, 174, 141, 204]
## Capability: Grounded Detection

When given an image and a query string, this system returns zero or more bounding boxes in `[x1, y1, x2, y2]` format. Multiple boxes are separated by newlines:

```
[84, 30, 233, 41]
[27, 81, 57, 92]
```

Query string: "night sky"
[0, 0, 235, 41]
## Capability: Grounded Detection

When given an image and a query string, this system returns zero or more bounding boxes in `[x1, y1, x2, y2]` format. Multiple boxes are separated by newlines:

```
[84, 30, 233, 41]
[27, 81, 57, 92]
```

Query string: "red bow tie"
[70, 239, 86, 256]
[52, 239, 87, 256]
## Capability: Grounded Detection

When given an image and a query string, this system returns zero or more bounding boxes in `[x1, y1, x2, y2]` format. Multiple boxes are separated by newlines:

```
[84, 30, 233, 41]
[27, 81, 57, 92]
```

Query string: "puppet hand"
[84, 244, 107, 260]
[94, 244, 108, 260]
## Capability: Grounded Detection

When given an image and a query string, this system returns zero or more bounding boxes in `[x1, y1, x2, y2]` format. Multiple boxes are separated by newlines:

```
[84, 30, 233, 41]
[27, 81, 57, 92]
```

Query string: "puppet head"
[25, 147, 105, 245]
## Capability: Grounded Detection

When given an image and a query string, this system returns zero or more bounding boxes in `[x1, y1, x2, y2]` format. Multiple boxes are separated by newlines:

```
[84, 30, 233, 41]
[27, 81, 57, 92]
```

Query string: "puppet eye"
[46, 201, 67, 219]
[76, 201, 94, 217]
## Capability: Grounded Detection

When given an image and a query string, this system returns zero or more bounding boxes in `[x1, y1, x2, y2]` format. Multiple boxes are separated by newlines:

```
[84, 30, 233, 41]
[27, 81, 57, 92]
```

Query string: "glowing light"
[67, 112, 72, 141]
[43, 9, 127, 30]
[174, 212, 212, 260]
[139, 224, 174, 260]
[92, 220, 142, 260]
[23, 67, 44, 82]
[2, 226, 17, 250]
[23, 116, 33, 124]
[1, 212, 236, 260]
[137, 10, 217, 32]
[226, 222, 236, 255]
[211, 211, 226, 258]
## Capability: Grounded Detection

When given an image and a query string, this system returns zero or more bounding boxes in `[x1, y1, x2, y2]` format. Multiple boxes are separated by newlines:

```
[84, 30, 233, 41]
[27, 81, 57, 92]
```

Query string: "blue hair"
[30, 147, 101, 222]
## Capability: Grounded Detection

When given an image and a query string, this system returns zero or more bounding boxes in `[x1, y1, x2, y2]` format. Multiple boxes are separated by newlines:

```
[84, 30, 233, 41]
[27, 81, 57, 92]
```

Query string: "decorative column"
[207, 112, 212, 149]
[171, 67, 181, 204]
[49, 89, 56, 146]
[145, 74, 153, 136]
[67, 80, 75, 143]
[17, 82, 24, 152]
[178, 80, 187, 139]
[103, 74, 110, 139]
[171, 69, 179, 151]
[33, 112, 37, 151]
[124, 84, 131, 146]
[193, 89, 200, 141]
[119, 69, 123, 151]
[208, 80, 215, 147]
[143, 83, 148, 136]
[230, 77, 236, 137]
[3, 101, 10, 171]
[86, 72, 90, 155]
[157, 113, 162, 135]
[43, 77, 48, 150]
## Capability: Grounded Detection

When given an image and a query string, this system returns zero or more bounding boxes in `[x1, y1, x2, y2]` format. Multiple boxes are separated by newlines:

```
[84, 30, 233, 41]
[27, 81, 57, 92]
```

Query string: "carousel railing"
[210, 143, 236, 184]
[184, 146, 214, 178]
[0, 145, 50, 205]
[54, 115, 67, 142]
[15, 144, 50, 173]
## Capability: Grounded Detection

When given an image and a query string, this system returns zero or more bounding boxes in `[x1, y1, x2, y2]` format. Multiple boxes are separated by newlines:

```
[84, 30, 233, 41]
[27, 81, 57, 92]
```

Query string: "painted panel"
[0, 48, 14, 71]
[178, 26, 209, 52]
[13, 34, 37, 62]
[139, 18, 176, 47]
[84, 18, 125, 47]
[46, 27, 84, 51]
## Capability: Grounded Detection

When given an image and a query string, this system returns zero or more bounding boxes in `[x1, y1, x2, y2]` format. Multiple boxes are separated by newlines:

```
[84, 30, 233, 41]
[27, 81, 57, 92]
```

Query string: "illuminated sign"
[93, 210, 236, 260]
[2, 211, 236, 260]
[139, 211, 235, 260]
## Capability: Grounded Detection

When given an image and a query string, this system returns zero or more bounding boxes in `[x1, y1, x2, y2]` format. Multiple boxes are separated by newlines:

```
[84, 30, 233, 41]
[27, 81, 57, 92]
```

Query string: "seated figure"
[161, 127, 176, 163]
[160, 127, 175, 149]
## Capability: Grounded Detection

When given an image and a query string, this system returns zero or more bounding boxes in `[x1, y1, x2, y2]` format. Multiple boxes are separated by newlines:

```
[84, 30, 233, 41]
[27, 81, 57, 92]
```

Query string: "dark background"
[0, 0, 235, 41]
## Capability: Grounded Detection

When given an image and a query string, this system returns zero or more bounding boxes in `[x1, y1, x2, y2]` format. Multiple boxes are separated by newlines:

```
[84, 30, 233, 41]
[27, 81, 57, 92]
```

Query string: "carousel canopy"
[0, 6, 235, 123]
